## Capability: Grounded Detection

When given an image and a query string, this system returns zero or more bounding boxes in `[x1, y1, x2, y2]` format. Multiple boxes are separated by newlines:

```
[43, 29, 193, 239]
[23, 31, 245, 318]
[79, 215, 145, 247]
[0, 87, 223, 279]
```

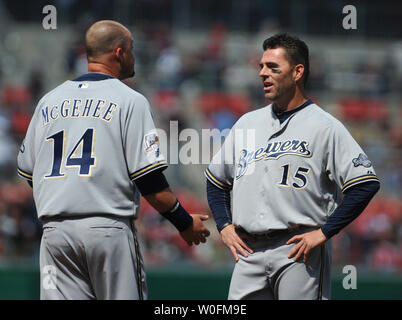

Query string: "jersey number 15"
[45, 128, 97, 178]
[278, 164, 310, 189]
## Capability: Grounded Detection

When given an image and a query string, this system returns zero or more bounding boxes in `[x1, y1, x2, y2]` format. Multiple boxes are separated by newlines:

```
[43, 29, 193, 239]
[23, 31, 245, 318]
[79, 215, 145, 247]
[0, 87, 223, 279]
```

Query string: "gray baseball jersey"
[206, 102, 379, 233]
[206, 101, 379, 300]
[18, 74, 167, 220]
[17, 73, 166, 299]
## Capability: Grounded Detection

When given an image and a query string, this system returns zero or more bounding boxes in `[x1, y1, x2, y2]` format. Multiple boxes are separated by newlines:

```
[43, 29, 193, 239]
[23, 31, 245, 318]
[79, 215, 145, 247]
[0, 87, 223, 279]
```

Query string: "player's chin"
[264, 91, 278, 101]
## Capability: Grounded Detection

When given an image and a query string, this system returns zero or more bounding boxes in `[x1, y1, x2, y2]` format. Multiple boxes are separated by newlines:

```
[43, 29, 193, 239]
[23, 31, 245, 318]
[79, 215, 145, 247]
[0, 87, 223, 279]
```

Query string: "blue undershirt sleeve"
[321, 181, 380, 239]
[206, 180, 232, 232]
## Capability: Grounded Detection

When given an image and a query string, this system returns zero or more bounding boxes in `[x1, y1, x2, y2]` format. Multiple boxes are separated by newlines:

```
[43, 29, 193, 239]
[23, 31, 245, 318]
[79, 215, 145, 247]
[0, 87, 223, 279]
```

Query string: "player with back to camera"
[205, 33, 380, 300]
[17, 20, 210, 300]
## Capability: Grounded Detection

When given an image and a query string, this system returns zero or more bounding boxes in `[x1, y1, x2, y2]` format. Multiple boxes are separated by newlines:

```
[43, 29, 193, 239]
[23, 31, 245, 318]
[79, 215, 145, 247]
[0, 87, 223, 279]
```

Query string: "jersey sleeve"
[17, 110, 38, 182]
[123, 94, 167, 181]
[326, 121, 380, 193]
[205, 128, 235, 191]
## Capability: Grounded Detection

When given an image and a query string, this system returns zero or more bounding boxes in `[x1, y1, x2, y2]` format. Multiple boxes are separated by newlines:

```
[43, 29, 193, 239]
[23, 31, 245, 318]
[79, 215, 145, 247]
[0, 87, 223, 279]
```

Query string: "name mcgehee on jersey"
[41, 98, 119, 126]
[236, 139, 312, 179]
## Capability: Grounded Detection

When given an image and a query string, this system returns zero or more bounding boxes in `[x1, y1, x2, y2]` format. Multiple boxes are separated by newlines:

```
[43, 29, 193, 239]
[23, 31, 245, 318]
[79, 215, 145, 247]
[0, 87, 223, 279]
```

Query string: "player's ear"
[293, 64, 305, 83]
[114, 47, 124, 62]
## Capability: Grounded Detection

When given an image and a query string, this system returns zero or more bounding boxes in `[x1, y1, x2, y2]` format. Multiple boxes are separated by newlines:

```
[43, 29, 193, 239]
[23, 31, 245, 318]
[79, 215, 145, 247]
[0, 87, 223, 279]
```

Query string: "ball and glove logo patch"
[352, 153, 372, 168]
[144, 132, 160, 157]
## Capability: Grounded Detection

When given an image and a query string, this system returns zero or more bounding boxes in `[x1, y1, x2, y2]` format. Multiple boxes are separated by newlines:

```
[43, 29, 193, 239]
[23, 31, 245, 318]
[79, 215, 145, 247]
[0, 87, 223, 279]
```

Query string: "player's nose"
[259, 67, 269, 79]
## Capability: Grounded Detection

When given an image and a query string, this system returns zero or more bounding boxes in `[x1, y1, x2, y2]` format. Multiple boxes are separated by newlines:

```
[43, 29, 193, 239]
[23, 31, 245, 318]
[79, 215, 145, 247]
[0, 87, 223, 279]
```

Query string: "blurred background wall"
[0, 0, 400, 299]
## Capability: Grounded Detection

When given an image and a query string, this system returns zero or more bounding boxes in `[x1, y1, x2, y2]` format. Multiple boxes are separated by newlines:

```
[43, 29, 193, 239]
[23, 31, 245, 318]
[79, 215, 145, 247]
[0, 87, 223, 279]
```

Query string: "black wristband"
[160, 201, 193, 232]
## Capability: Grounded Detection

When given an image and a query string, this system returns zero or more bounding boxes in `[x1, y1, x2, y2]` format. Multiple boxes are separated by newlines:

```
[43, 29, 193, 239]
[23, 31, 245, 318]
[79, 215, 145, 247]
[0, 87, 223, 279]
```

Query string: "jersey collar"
[72, 73, 116, 81]
[273, 99, 313, 124]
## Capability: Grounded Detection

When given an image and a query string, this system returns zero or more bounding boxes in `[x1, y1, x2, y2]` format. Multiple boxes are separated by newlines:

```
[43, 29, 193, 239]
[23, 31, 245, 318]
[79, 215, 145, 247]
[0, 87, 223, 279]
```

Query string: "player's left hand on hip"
[286, 229, 327, 263]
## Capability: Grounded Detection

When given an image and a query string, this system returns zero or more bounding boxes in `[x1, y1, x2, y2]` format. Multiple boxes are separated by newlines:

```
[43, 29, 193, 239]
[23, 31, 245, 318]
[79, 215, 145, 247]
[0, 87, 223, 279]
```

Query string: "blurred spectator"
[155, 47, 182, 89]
[67, 42, 88, 77]
[306, 54, 326, 95]
[0, 127, 17, 180]
[371, 241, 402, 272]
[357, 58, 390, 98]
[28, 70, 44, 105]
[0, 181, 39, 258]
[199, 22, 227, 90]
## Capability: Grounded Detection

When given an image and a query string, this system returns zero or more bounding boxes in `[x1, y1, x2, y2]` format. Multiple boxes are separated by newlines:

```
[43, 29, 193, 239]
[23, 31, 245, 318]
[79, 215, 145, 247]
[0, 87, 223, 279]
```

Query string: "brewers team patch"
[352, 153, 372, 168]
[144, 132, 160, 157]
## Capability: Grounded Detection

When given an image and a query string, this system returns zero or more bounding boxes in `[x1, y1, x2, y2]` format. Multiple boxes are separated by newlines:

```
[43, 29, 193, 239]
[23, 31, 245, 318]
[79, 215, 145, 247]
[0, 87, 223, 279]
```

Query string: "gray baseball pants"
[228, 226, 332, 300]
[39, 215, 146, 300]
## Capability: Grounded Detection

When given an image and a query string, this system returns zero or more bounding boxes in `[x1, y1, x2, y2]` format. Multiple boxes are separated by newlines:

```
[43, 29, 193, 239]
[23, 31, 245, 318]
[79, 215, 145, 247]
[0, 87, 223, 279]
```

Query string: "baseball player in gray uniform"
[205, 33, 380, 300]
[17, 20, 210, 300]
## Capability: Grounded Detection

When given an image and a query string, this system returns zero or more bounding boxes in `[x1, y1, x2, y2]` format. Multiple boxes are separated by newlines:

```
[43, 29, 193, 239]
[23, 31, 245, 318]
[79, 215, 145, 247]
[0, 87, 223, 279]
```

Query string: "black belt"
[235, 226, 297, 240]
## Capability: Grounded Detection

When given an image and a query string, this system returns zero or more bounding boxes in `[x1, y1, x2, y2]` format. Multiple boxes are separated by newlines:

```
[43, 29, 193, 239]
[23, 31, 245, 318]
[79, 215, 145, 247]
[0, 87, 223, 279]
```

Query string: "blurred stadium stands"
[0, 0, 400, 281]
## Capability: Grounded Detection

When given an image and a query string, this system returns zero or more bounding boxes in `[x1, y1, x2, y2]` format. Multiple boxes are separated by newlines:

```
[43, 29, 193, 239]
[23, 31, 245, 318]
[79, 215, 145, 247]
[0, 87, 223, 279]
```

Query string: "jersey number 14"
[45, 128, 96, 178]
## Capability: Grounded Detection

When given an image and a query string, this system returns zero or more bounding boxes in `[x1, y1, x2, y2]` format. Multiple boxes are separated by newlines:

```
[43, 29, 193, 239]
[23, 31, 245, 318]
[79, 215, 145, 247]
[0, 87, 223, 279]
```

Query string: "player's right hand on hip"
[220, 224, 254, 262]
[180, 214, 210, 246]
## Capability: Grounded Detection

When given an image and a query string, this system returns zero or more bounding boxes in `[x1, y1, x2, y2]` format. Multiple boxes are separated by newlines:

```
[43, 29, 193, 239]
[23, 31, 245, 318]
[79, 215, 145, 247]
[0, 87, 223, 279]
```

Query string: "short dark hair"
[263, 33, 310, 86]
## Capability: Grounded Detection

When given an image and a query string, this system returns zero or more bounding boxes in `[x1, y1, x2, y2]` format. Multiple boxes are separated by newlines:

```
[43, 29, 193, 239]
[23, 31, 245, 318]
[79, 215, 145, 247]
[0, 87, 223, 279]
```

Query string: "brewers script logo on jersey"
[236, 139, 312, 179]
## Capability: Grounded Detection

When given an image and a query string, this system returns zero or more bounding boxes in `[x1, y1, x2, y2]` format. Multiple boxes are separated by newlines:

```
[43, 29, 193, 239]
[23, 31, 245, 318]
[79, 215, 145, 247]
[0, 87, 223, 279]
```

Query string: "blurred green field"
[0, 264, 401, 300]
